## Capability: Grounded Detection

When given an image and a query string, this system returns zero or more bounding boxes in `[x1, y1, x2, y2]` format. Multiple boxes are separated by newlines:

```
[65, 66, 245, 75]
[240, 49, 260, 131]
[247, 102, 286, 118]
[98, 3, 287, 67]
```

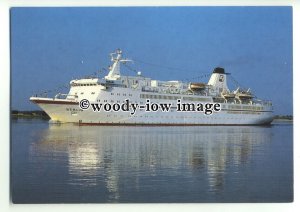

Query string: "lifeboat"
[221, 91, 235, 99]
[236, 92, 253, 99]
[189, 82, 206, 90]
[234, 88, 253, 99]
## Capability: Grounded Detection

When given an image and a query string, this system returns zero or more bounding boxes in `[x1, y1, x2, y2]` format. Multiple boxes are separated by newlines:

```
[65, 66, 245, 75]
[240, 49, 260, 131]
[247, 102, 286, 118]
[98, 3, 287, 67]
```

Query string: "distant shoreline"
[11, 110, 50, 120]
[273, 115, 293, 121]
[272, 118, 293, 122]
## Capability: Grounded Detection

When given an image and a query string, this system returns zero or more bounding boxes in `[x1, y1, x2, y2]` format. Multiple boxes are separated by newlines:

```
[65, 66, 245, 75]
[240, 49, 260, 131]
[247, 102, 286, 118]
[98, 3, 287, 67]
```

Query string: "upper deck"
[65, 49, 272, 107]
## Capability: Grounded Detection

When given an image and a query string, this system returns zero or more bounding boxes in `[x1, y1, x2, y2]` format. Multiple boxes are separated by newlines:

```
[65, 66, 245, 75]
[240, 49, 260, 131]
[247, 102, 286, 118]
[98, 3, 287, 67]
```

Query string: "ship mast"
[105, 49, 132, 80]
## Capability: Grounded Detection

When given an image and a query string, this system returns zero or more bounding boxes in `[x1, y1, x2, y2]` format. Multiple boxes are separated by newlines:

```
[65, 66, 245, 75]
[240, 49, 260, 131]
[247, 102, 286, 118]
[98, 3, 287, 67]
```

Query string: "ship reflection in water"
[18, 121, 293, 203]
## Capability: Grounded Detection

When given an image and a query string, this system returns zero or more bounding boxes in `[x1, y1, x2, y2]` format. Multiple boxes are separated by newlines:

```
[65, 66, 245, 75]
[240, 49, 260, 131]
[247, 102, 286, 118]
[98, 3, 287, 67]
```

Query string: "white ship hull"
[30, 91, 274, 126]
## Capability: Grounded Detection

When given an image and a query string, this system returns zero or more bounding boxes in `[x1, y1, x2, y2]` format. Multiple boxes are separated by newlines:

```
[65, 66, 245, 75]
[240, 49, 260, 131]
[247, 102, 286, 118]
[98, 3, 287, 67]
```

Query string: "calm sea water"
[11, 118, 293, 203]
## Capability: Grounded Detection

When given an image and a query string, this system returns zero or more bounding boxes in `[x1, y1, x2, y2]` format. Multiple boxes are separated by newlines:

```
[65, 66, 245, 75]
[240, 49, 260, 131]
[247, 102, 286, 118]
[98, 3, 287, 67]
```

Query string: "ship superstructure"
[30, 49, 274, 125]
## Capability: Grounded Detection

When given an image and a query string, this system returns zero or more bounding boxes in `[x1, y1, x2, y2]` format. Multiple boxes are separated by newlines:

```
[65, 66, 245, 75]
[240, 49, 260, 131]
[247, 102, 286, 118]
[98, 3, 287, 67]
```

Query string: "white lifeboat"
[234, 88, 253, 99]
[221, 90, 235, 99]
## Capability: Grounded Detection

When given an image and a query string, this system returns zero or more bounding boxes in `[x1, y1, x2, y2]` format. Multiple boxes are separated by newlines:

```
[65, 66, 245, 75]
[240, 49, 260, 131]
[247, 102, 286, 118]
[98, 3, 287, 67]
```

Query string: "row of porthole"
[95, 99, 144, 104]
[111, 93, 133, 97]
[75, 91, 134, 96]
[72, 83, 98, 87]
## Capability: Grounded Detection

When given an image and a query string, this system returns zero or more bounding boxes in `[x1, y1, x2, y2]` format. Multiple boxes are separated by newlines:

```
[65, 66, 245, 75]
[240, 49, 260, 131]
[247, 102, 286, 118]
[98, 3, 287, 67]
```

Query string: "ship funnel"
[207, 67, 229, 93]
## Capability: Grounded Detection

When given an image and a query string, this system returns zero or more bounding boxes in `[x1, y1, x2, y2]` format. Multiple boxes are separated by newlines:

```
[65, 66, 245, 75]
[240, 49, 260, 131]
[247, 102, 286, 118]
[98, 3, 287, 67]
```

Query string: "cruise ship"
[30, 49, 274, 125]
